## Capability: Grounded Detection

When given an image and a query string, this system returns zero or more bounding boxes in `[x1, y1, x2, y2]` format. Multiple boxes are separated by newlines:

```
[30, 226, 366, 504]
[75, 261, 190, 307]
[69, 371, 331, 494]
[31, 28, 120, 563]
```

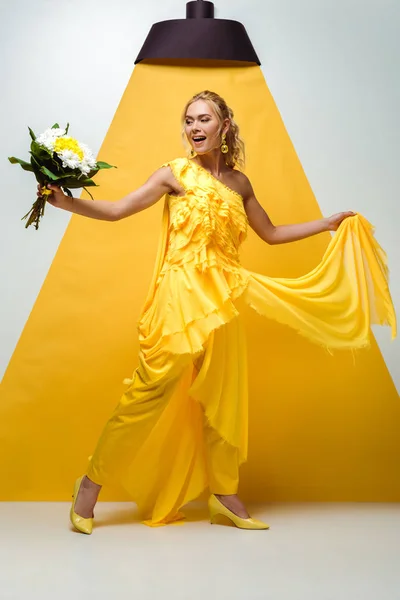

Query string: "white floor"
[1, 502, 399, 600]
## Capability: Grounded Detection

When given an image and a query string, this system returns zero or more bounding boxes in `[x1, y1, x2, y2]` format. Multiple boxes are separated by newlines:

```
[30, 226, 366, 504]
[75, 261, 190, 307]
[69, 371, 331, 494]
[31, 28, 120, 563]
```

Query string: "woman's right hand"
[37, 183, 72, 210]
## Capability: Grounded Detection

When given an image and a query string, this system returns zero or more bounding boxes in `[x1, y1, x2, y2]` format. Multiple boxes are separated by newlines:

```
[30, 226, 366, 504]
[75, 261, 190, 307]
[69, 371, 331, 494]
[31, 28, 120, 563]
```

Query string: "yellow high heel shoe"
[208, 494, 270, 530]
[70, 475, 93, 535]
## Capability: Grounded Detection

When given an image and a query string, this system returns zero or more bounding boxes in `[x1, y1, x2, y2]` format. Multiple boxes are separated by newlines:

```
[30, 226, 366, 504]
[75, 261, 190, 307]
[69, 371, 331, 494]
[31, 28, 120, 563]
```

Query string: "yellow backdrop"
[1, 60, 399, 501]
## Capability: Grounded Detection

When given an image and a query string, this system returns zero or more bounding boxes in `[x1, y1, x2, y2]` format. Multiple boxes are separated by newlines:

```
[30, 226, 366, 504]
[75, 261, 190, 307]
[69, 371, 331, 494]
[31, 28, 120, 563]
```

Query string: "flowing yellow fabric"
[87, 156, 396, 525]
[140, 157, 396, 354]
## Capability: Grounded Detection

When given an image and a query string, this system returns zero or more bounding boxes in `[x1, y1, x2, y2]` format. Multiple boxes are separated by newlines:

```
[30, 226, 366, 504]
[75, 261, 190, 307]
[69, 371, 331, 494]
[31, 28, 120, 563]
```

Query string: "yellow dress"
[87, 157, 396, 526]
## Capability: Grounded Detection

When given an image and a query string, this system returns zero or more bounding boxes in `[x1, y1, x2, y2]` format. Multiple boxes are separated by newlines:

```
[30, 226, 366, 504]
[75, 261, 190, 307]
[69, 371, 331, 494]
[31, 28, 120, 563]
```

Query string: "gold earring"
[221, 133, 229, 154]
[189, 148, 196, 158]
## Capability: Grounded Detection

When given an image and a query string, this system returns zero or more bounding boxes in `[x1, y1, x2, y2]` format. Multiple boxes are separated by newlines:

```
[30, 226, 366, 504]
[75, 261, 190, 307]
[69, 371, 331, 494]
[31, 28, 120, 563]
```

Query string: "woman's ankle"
[214, 493, 250, 518]
[82, 475, 102, 492]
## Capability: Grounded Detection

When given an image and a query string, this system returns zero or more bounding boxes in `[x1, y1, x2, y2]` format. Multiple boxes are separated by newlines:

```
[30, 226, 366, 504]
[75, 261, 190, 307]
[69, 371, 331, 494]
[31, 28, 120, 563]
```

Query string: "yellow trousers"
[87, 315, 247, 525]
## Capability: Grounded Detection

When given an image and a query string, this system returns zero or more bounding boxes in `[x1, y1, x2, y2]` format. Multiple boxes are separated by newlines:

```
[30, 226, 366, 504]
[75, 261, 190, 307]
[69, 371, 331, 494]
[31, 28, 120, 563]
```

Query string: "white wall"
[1, 0, 398, 389]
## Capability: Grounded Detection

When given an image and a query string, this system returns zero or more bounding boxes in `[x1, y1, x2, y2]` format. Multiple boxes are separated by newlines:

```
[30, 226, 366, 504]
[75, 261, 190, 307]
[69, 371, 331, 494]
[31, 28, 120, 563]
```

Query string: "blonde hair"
[181, 90, 245, 169]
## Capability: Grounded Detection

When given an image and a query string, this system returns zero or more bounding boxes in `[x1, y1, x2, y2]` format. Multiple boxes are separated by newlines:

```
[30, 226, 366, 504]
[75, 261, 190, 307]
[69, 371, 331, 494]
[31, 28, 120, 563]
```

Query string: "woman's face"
[184, 99, 227, 155]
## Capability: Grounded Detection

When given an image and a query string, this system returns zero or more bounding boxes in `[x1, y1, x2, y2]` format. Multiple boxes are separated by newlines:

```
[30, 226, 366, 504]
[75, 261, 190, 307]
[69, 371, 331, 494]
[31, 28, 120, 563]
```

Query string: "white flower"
[81, 144, 97, 167]
[58, 149, 81, 170]
[36, 127, 66, 151]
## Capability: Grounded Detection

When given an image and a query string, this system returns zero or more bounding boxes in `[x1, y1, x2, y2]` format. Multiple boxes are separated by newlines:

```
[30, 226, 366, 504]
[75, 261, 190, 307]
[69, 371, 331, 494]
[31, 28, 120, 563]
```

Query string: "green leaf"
[65, 122, 70, 135]
[83, 187, 94, 200]
[30, 156, 45, 183]
[8, 156, 34, 172]
[49, 152, 64, 172]
[80, 179, 98, 187]
[30, 154, 42, 171]
[86, 167, 99, 178]
[31, 156, 63, 179]
[30, 140, 52, 161]
[61, 177, 98, 188]
[96, 161, 116, 169]
[51, 123, 60, 129]
[28, 127, 36, 141]
[29, 142, 65, 176]
[39, 166, 61, 181]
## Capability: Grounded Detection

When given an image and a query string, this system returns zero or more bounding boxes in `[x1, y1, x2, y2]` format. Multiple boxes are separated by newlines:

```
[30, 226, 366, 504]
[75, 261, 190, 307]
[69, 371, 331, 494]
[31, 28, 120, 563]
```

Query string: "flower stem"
[21, 195, 46, 230]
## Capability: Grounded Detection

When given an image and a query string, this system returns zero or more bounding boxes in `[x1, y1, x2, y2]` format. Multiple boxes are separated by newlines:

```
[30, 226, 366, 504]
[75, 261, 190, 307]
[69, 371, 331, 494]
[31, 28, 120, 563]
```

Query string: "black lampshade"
[135, 1, 260, 65]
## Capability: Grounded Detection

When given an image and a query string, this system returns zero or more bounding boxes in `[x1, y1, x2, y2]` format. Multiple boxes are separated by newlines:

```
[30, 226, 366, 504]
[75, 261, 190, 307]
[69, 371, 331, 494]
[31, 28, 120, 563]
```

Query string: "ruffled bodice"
[162, 158, 248, 273]
[137, 158, 252, 357]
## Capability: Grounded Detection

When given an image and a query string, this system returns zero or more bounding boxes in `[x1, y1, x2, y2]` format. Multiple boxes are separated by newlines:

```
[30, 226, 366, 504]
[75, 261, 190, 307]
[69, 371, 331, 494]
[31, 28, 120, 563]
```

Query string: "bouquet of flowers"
[8, 123, 115, 229]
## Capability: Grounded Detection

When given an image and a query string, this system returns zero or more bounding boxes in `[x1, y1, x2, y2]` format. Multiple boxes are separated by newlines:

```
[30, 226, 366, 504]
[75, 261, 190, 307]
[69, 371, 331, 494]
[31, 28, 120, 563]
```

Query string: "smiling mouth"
[193, 136, 206, 144]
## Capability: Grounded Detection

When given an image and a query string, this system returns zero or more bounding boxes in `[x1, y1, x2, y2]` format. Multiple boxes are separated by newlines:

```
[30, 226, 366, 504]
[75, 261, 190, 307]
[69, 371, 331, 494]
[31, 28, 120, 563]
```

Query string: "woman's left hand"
[325, 211, 356, 231]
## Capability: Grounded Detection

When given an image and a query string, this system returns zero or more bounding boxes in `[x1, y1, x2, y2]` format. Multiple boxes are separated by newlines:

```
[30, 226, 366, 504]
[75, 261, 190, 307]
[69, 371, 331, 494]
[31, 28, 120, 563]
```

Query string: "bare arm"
[43, 166, 180, 221]
[240, 174, 355, 245]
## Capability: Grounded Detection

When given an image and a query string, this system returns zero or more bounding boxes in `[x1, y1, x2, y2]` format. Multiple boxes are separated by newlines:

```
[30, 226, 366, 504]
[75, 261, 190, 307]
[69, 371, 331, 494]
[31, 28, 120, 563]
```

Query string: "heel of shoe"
[208, 494, 270, 530]
[209, 508, 220, 525]
[208, 495, 232, 526]
[70, 475, 94, 535]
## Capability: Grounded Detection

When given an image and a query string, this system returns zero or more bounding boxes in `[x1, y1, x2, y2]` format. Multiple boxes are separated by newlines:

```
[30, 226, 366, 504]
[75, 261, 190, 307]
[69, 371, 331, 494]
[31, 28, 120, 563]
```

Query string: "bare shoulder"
[230, 169, 254, 201]
[158, 163, 186, 196]
[145, 164, 181, 196]
[149, 165, 173, 186]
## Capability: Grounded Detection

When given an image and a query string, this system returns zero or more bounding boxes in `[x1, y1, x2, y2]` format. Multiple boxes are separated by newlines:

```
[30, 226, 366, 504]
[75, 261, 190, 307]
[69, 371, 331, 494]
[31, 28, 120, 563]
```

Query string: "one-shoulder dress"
[87, 157, 396, 526]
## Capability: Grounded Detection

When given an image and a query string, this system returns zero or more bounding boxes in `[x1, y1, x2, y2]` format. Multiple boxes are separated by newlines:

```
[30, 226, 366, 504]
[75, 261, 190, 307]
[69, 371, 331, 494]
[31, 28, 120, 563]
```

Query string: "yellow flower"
[54, 136, 84, 160]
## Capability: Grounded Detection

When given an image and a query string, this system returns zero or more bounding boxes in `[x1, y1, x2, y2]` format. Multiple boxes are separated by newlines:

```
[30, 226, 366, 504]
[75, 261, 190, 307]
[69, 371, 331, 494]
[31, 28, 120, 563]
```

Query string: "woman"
[42, 90, 395, 534]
